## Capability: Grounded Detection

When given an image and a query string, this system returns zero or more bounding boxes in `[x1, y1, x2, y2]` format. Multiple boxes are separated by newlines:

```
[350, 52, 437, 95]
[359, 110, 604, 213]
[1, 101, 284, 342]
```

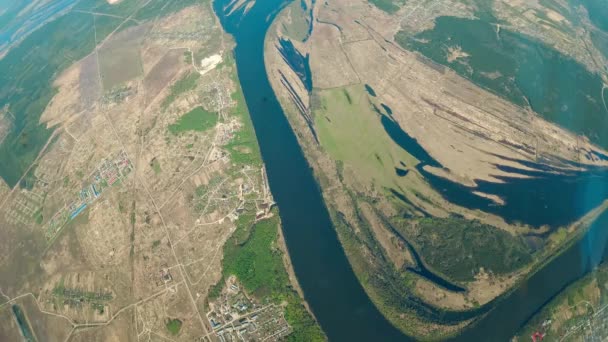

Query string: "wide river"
[212, 0, 608, 340]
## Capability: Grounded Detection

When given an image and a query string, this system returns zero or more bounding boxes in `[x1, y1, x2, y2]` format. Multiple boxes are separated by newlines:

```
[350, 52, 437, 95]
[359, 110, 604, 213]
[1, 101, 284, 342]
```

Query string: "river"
[213, 0, 407, 340]
[212, 0, 608, 340]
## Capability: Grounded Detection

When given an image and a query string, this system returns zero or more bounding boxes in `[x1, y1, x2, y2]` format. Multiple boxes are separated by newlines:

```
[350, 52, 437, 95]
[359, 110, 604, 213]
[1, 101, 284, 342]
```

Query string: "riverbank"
[262, 4, 479, 339]
[209, 212, 326, 341]
[515, 257, 608, 340]
[211, 0, 608, 340]
[212, 0, 410, 339]
[450, 200, 608, 339]
[262, 0, 608, 340]
[529, 200, 608, 281]
[276, 219, 319, 322]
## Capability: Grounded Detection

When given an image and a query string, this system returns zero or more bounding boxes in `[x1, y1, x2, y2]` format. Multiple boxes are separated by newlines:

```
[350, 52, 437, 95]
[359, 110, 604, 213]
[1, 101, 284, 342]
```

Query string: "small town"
[206, 277, 291, 342]
[46, 150, 132, 240]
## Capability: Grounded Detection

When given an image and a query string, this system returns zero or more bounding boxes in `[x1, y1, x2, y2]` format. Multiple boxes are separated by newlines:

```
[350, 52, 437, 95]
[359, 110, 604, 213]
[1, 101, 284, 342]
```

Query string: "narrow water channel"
[212, 0, 608, 340]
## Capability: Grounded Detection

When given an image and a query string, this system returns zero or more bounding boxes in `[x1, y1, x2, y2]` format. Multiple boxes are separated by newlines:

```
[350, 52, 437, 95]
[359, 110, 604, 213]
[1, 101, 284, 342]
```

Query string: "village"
[45, 150, 132, 241]
[205, 277, 291, 342]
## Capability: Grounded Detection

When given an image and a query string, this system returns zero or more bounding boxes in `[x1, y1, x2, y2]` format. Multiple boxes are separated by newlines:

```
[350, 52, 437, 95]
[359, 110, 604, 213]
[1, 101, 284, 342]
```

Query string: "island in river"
[265, 0, 608, 339]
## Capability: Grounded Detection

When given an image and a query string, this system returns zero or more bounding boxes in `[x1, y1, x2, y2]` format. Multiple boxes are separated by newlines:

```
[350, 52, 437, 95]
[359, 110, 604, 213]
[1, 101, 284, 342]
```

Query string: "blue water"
[276, 38, 313, 92]
[380, 112, 608, 229]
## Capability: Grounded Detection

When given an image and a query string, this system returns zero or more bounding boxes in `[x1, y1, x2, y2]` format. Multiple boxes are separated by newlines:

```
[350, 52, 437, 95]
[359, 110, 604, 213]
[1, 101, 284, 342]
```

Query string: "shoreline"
[261, 4, 469, 339]
[276, 219, 319, 323]
[261, 1, 608, 340]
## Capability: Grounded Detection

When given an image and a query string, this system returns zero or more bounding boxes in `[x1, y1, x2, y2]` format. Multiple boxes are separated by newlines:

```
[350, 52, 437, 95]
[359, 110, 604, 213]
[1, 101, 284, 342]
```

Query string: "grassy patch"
[165, 318, 182, 335]
[410, 217, 532, 282]
[280, 1, 311, 42]
[34, 211, 44, 225]
[168, 107, 217, 134]
[220, 213, 325, 340]
[368, 0, 404, 14]
[150, 158, 161, 174]
[93, 14, 124, 45]
[314, 85, 418, 189]
[161, 71, 201, 109]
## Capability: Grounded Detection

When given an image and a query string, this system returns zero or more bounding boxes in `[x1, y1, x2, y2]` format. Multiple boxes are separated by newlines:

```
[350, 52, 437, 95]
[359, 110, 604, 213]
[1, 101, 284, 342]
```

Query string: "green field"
[223, 215, 287, 297]
[218, 214, 325, 341]
[150, 158, 161, 174]
[368, 0, 404, 14]
[313, 85, 418, 188]
[93, 14, 124, 45]
[0, 12, 96, 187]
[281, 1, 311, 42]
[165, 318, 182, 335]
[168, 107, 217, 134]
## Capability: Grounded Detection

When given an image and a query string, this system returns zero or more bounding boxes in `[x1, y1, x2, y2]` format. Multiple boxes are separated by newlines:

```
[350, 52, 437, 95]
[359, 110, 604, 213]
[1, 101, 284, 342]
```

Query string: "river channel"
[212, 0, 608, 340]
